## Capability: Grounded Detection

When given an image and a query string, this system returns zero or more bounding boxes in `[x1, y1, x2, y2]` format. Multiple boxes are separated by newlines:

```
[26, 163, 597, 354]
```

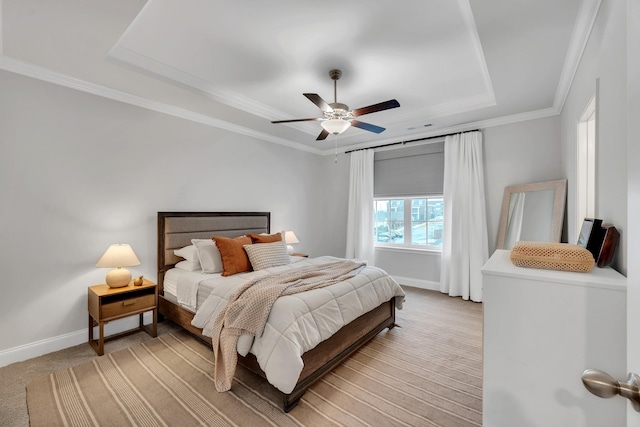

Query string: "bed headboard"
[157, 211, 270, 292]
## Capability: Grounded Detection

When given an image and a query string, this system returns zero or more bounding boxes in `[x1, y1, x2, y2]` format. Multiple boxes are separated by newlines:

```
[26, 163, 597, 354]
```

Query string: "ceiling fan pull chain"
[334, 134, 339, 163]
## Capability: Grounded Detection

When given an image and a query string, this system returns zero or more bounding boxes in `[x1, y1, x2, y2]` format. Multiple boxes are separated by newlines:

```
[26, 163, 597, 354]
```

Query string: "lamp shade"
[321, 119, 351, 135]
[96, 244, 140, 268]
[284, 231, 300, 255]
[284, 231, 300, 245]
[96, 244, 140, 288]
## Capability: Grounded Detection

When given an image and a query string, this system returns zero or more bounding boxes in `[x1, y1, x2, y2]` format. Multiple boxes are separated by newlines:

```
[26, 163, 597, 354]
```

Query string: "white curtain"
[440, 131, 489, 302]
[345, 149, 375, 264]
[504, 191, 526, 249]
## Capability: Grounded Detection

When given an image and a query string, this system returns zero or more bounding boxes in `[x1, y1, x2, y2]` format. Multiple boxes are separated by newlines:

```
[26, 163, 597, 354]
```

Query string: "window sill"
[374, 245, 442, 255]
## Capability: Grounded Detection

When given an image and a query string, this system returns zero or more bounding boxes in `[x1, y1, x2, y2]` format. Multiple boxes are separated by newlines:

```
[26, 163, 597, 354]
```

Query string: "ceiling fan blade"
[351, 120, 386, 134]
[304, 93, 333, 113]
[351, 99, 400, 117]
[316, 129, 330, 141]
[271, 117, 321, 124]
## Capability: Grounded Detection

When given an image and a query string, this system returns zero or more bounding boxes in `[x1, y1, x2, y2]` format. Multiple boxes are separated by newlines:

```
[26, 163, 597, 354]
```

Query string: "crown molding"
[0, 54, 560, 158]
[107, 45, 319, 133]
[0, 0, 600, 157]
[107, 45, 280, 120]
[459, 0, 496, 102]
[108, 0, 498, 139]
[0, 55, 323, 155]
[109, 43, 499, 140]
[553, 0, 603, 113]
[2, 0, 600, 161]
[320, 107, 559, 156]
[393, 93, 497, 127]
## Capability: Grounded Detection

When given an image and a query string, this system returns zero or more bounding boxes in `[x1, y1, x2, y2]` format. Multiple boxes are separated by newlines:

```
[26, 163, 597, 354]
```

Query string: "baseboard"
[0, 278, 438, 368]
[0, 312, 155, 368]
[393, 276, 441, 291]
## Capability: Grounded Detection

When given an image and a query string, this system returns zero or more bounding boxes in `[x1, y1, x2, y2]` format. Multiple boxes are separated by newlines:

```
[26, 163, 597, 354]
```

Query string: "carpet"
[27, 289, 483, 426]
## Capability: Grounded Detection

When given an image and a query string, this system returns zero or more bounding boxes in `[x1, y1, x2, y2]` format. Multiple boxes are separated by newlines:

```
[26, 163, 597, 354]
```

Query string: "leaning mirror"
[496, 179, 567, 250]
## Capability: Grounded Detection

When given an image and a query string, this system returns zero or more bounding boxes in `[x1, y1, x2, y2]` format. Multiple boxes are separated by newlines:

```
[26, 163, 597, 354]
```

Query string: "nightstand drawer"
[102, 293, 155, 318]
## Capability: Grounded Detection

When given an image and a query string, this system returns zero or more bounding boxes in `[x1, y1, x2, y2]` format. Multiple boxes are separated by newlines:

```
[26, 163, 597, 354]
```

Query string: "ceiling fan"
[271, 69, 400, 141]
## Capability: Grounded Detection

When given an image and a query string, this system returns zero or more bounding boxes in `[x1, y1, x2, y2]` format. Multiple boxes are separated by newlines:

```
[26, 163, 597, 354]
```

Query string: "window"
[373, 141, 445, 251]
[577, 91, 596, 237]
[374, 196, 444, 250]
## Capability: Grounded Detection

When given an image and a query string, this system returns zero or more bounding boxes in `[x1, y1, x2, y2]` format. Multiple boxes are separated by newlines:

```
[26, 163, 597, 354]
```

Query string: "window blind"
[374, 142, 444, 197]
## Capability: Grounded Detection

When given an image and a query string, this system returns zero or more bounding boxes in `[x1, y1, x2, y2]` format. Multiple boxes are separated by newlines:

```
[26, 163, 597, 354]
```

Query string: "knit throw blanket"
[211, 259, 366, 392]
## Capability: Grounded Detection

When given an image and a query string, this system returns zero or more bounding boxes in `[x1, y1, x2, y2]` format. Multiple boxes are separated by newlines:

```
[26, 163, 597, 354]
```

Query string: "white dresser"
[481, 250, 627, 427]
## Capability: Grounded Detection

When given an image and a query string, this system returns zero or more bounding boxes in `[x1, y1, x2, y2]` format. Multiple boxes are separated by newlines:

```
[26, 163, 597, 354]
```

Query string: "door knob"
[582, 369, 640, 411]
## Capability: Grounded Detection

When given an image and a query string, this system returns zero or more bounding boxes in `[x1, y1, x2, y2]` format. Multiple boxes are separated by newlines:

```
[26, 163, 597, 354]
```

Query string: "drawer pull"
[123, 299, 137, 306]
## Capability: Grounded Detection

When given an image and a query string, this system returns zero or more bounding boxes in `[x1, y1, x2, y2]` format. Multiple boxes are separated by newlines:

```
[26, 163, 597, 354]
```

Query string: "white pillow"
[175, 260, 201, 272]
[244, 240, 291, 271]
[174, 244, 198, 261]
[191, 238, 223, 274]
[174, 245, 201, 270]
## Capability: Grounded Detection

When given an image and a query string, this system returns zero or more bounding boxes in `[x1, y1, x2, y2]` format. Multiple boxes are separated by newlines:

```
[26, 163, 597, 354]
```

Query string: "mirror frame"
[496, 179, 567, 250]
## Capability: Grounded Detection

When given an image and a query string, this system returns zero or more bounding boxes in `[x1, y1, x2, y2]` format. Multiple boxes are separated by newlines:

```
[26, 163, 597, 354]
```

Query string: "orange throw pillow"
[248, 232, 282, 244]
[212, 235, 252, 276]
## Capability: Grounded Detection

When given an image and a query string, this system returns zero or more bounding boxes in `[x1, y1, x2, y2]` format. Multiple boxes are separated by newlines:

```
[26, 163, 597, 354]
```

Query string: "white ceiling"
[1, 0, 598, 154]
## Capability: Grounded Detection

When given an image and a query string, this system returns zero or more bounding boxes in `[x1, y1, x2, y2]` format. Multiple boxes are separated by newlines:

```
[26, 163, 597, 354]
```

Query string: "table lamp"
[284, 231, 300, 255]
[96, 244, 140, 288]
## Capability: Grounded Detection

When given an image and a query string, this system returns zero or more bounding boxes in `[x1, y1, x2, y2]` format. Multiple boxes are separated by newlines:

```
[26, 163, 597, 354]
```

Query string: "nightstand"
[88, 279, 157, 355]
[291, 253, 309, 257]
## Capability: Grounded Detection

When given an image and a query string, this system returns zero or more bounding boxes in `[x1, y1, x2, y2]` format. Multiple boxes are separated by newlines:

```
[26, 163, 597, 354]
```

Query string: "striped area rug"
[27, 288, 483, 426]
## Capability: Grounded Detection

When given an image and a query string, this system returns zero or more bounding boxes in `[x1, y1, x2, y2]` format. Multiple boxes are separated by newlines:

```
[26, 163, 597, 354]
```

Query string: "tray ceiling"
[1, 0, 595, 154]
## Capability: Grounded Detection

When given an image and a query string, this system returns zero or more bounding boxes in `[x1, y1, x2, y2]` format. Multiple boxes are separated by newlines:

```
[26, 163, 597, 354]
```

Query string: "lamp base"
[287, 245, 295, 255]
[106, 268, 131, 288]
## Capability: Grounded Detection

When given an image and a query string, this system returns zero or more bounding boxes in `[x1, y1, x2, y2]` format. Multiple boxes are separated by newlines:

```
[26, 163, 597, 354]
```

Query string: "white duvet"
[190, 256, 405, 394]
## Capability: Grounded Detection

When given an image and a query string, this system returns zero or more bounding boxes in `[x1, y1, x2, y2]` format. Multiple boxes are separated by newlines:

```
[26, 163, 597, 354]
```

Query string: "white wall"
[483, 116, 563, 254]
[0, 17, 609, 365]
[560, 0, 627, 274]
[310, 152, 351, 258]
[0, 69, 330, 363]
[626, 0, 640, 422]
[318, 116, 563, 290]
[0, 65, 568, 365]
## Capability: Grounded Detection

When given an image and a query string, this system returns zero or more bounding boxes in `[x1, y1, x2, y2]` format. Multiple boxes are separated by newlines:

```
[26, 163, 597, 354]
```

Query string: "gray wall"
[0, 66, 568, 361]
[560, 0, 627, 274]
[0, 70, 331, 357]
[5, 8, 625, 358]
[483, 116, 563, 253]
[377, 116, 562, 287]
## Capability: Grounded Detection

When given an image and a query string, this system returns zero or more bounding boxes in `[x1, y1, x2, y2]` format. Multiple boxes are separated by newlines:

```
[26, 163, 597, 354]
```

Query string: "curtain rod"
[344, 129, 480, 154]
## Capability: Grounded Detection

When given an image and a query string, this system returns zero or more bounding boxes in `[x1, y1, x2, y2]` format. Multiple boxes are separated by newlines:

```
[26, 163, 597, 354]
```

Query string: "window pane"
[374, 200, 389, 242]
[373, 199, 405, 243]
[411, 198, 426, 221]
[428, 198, 444, 220]
[390, 200, 404, 243]
[428, 221, 444, 246]
[410, 198, 427, 245]
[374, 197, 442, 249]
[427, 198, 444, 247]
[412, 221, 426, 245]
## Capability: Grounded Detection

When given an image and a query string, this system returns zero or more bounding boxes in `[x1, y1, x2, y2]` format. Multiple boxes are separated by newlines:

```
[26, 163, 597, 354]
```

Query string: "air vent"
[407, 123, 432, 130]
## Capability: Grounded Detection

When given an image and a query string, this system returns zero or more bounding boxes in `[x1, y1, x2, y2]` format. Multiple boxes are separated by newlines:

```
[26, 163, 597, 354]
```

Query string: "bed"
[157, 211, 404, 411]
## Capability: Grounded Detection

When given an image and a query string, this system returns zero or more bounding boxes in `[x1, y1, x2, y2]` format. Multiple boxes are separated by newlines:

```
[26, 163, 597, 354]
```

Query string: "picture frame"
[577, 218, 603, 259]
[596, 225, 619, 267]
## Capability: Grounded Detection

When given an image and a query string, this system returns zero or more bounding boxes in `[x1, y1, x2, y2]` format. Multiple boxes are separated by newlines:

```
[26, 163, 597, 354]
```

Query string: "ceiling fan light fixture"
[272, 69, 400, 140]
[321, 119, 350, 135]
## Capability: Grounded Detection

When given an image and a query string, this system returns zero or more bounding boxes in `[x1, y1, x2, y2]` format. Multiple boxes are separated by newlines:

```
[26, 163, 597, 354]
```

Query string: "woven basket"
[510, 241, 595, 273]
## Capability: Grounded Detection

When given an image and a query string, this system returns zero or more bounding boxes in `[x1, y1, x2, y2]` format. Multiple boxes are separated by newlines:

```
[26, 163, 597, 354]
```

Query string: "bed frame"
[157, 211, 397, 412]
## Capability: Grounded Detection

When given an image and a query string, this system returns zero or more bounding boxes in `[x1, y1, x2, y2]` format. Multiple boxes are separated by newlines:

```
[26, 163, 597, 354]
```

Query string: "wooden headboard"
[157, 211, 270, 293]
